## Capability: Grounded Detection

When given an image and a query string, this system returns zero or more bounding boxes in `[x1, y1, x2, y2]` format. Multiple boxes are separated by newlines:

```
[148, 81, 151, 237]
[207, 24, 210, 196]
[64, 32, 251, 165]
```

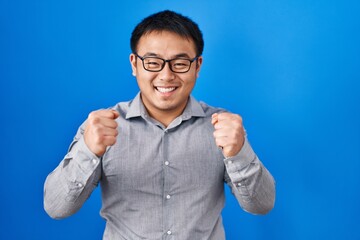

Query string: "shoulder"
[109, 99, 134, 119]
[197, 99, 227, 117]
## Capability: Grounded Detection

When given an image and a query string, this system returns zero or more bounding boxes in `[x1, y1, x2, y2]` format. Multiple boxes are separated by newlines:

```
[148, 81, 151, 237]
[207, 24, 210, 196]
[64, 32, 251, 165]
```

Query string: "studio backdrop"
[1, 0, 359, 239]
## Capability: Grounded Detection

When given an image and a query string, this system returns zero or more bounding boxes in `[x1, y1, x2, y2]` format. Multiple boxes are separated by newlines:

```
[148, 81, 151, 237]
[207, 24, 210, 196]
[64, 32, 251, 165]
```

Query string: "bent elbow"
[43, 188, 77, 220]
[43, 198, 70, 220]
[257, 196, 275, 215]
[243, 187, 276, 215]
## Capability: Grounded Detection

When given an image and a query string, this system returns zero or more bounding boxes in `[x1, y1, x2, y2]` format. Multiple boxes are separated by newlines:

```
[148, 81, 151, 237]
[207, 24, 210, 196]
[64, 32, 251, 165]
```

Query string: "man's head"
[130, 10, 204, 57]
[129, 10, 204, 126]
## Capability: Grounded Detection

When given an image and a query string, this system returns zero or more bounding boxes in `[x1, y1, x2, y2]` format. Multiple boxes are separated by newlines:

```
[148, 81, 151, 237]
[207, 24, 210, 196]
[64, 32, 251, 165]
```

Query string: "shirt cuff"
[223, 137, 256, 174]
[72, 137, 102, 173]
[62, 137, 101, 202]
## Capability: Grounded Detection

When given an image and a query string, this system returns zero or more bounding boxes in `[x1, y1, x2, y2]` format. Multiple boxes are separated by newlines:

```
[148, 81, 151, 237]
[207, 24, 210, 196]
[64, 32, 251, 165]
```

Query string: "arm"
[223, 137, 275, 215]
[212, 112, 275, 214]
[44, 109, 119, 219]
[43, 124, 102, 219]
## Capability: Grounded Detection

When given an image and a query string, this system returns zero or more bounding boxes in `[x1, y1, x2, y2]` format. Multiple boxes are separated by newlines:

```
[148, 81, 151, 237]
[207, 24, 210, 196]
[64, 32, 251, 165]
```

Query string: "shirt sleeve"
[43, 122, 102, 219]
[223, 137, 276, 215]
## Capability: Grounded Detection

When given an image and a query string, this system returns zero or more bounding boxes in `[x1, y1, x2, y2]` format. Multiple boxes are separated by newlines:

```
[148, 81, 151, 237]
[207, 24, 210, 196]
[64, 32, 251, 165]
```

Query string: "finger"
[217, 112, 242, 124]
[214, 136, 228, 148]
[216, 112, 232, 121]
[100, 117, 118, 129]
[101, 135, 118, 146]
[110, 110, 120, 119]
[211, 113, 218, 125]
[95, 127, 118, 137]
[103, 128, 118, 137]
[213, 129, 228, 138]
[89, 109, 120, 119]
[213, 121, 228, 130]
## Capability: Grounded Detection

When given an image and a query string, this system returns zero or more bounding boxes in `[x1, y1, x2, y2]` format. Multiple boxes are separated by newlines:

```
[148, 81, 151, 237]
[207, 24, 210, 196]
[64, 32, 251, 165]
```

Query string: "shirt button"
[92, 159, 98, 164]
[164, 161, 169, 166]
[237, 183, 242, 187]
[167, 230, 172, 235]
[228, 160, 233, 164]
[166, 194, 171, 199]
[77, 183, 83, 188]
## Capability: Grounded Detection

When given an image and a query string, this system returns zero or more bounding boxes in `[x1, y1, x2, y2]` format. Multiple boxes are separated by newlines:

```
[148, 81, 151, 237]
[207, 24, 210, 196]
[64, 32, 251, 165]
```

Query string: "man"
[44, 10, 275, 240]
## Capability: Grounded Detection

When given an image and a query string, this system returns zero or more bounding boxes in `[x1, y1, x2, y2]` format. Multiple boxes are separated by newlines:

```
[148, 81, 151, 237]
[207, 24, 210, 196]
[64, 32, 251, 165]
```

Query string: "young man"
[44, 10, 275, 240]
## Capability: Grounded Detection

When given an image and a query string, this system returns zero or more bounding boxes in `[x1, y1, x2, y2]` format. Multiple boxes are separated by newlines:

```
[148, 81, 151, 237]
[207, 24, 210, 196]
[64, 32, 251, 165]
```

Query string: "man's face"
[130, 31, 203, 118]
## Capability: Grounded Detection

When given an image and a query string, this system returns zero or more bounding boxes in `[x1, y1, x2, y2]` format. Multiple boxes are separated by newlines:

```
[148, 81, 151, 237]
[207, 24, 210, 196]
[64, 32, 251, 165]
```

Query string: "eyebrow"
[142, 52, 193, 59]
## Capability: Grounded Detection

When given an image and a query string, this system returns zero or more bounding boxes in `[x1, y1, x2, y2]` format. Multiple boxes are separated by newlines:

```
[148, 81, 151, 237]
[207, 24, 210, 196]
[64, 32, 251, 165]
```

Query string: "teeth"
[157, 87, 176, 93]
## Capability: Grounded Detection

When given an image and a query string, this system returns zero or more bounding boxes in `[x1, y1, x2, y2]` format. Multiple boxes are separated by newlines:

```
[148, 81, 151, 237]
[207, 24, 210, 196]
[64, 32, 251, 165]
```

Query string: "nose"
[158, 62, 175, 81]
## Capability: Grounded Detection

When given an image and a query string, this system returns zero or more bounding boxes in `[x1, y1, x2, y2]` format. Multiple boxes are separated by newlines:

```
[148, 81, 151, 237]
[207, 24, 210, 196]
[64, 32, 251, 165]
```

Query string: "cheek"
[136, 72, 156, 86]
[183, 77, 196, 89]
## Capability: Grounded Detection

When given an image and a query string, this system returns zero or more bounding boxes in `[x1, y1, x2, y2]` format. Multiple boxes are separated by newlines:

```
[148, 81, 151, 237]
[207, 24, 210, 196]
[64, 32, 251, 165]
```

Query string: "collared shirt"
[44, 93, 275, 240]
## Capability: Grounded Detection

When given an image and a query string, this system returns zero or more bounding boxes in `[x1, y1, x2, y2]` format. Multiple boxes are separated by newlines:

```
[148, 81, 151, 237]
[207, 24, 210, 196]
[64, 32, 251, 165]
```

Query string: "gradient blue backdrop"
[1, 0, 359, 239]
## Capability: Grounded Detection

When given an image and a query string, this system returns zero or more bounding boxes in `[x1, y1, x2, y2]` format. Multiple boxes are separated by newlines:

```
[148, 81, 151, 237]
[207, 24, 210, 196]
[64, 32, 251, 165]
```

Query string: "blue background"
[1, 0, 359, 239]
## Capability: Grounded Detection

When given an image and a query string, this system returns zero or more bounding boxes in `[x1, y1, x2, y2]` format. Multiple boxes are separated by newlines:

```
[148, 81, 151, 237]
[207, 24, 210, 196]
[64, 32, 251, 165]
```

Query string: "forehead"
[136, 31, 197, 57]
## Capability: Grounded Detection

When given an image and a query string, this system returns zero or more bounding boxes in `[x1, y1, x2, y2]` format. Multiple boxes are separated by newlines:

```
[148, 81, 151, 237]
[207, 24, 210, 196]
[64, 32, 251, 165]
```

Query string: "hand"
[84, 109, 119, 157]
[212, 112, 245, 158]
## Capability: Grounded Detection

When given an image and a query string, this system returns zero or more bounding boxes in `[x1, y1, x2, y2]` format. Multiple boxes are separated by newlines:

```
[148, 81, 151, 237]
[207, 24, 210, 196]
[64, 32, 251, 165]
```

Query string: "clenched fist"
[84, 109, 119, 157]
[212, 112, 245, 158]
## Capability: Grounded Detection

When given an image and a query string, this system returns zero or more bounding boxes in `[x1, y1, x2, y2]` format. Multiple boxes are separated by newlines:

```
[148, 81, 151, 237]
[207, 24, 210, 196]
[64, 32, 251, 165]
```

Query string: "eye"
[145, 61, 160, 66]
[147, 62, 160, 66]
[144, 58, 162, 69]
[172, 59, 190, 69]
[174, 63, 187, 66]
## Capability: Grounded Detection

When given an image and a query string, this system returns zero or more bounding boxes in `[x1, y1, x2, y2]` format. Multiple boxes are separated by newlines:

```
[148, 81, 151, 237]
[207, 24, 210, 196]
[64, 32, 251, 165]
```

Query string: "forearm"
[224, 138, 275, 215]
[44, 136, 101, 219]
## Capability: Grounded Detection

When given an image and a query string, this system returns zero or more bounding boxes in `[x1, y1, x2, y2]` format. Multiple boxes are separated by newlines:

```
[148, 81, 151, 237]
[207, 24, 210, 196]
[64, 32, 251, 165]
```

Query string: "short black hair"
[130, 10, 204, 56]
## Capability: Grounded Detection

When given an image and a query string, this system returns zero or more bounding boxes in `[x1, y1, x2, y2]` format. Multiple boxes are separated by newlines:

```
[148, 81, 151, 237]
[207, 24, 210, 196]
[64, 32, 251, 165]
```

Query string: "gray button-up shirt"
[44, 93, 275, 240]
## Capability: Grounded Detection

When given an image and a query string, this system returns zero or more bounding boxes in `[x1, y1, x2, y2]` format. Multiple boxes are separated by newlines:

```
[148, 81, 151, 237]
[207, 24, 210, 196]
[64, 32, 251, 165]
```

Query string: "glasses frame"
[134, 53, 199, 73]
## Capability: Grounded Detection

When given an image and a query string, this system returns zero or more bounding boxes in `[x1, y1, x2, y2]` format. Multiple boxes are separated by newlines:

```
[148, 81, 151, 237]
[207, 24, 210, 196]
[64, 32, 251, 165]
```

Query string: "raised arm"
[212, 112, 275, 214]
[43, 109, 119, 219]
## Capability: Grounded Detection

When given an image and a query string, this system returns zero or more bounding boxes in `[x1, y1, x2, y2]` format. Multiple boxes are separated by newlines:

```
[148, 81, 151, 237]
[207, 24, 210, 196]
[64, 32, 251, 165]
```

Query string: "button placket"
[162, 129, 174, 237]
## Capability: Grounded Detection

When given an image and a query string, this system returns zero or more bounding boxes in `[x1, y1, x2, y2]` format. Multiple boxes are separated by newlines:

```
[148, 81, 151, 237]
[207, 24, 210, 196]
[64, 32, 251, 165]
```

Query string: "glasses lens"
[143, 57, 164, 71]
[170, 59, 191, 73]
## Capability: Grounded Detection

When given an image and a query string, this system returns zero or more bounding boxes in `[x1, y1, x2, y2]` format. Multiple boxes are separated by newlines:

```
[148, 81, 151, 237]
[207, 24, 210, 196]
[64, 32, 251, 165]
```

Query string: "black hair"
[130, 10, 204, 56]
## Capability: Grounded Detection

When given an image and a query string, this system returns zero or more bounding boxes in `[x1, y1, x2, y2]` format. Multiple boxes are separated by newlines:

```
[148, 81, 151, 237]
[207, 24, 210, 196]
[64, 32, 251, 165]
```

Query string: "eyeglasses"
[134, 53, 199, 73]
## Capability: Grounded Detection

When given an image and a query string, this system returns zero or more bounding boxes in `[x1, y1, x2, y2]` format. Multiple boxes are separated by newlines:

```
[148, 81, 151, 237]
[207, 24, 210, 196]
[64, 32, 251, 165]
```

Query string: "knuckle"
[98, 135, 108, 144]
[88, 115, 100, 125]
[88, 110, 98, 119]
[236, 115, 243, 122]
[213, 131, 217, 138]
[92, 117, 101, 125]
[93, 125, 103, 135]
[110, 137, 117, 145]
[234, 122, 243, 130]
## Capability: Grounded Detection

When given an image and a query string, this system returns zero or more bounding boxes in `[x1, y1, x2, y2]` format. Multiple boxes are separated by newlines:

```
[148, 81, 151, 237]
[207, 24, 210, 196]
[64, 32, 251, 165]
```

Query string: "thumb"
[211, 113, 218, 125]
[110, 110, 120, 119]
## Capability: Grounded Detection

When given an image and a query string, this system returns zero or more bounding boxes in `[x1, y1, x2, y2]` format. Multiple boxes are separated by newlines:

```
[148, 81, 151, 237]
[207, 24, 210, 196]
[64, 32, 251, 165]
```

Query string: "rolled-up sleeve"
[224, 137, 276, 215]
[43, 124, 102, 219]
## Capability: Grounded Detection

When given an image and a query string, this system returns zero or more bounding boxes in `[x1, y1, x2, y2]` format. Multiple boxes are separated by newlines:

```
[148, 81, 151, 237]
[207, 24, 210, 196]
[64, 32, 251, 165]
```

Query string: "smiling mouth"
[155, 87, 178, 93]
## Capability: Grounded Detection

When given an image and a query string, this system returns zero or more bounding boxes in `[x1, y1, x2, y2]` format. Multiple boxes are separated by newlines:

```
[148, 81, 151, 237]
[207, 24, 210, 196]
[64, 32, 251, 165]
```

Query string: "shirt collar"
[125, 92, 206, 120]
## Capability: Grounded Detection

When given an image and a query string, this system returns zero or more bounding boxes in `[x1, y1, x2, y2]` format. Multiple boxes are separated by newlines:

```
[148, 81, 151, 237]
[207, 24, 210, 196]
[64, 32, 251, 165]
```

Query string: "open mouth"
[155, 87, 178, 93]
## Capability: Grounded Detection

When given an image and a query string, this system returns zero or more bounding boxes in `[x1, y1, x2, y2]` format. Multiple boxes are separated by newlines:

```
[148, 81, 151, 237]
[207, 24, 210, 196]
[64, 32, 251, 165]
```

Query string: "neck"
[142, 98, 189, 128]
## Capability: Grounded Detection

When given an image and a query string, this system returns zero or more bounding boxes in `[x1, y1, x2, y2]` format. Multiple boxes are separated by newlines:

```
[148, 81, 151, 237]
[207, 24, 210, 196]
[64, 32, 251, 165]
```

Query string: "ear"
[195, 56, 203, 78]
[129, 53, 137, 77]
